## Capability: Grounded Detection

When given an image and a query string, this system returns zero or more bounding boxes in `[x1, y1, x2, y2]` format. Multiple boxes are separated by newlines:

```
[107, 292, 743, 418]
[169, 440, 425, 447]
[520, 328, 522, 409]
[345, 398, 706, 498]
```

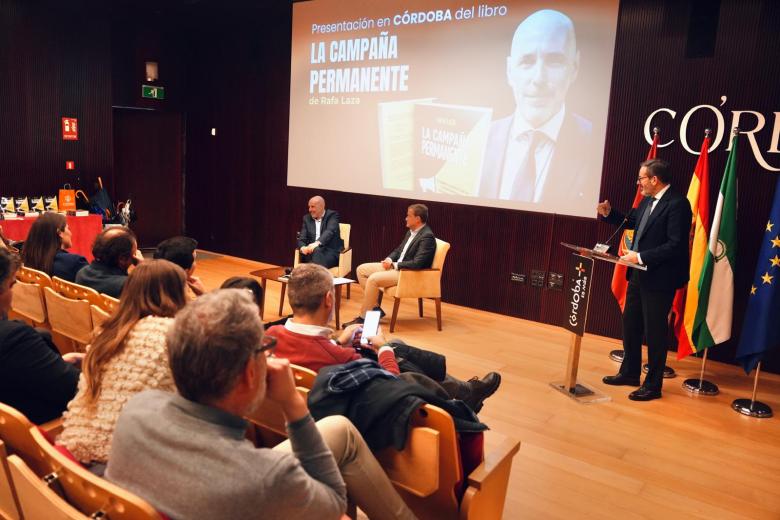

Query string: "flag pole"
[682, 347, 719, 395]
[732, 362, 773, 418]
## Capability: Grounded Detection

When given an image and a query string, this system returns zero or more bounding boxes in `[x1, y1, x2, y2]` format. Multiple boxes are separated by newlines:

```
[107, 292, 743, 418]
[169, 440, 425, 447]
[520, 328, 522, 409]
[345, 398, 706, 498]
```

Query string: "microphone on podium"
[594, 207, 635, 254]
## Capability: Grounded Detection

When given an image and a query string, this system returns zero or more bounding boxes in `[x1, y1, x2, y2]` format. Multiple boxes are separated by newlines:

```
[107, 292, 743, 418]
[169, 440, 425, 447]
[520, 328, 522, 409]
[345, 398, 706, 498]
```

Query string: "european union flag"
[736, 175, 780, 374]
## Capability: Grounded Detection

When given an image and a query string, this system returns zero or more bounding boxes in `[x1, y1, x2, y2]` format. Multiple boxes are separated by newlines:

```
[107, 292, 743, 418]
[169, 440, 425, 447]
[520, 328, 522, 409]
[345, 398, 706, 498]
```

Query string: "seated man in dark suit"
[76, 227, 143, 298]
[344, 203, 436, 326]
[0, 248, 82, 424]
[298, 196, 343, 269]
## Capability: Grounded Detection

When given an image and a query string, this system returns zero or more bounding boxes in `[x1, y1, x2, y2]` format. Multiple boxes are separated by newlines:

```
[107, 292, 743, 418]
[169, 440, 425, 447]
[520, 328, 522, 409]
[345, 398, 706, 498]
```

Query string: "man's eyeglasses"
[255, 335, 277, 358]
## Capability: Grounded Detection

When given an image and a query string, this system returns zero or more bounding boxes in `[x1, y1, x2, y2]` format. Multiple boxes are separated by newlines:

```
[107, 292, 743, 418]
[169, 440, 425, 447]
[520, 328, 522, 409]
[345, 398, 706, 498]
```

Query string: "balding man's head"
[308, 196, 326, 219]
[506, 9, 579, 128]
[92, 227, 137, 271]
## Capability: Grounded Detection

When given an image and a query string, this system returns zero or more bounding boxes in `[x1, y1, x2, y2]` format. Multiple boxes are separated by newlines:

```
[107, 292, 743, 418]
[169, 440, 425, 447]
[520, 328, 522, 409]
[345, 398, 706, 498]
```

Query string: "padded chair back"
[28, 427, 162, 520]
[0, 402, 49, 478]
[7, 455, 85, 520]
[11, 279, 47, 324]
[339, 223, 351, 251]
[432, 239, 450, 271]
[0, 440, 21, 520]
[17, 265, 53, 289]
[43, 287, 94, 346]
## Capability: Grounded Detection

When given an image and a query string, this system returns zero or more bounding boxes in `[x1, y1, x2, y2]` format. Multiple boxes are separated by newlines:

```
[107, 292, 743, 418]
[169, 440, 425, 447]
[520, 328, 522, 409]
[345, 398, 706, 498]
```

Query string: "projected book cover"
[378, 100, 491, 195]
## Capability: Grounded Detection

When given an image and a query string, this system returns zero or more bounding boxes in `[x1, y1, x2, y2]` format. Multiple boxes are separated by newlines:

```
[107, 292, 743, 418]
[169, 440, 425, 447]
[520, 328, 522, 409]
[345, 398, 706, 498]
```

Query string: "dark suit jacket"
[0, 319, 80, 424]
[298, 209, 344, 255]
[53, 249, 88, 283]
[388, 225, 436, 270]
[479, 112, 593, 213]
[603, 188, 692, 291]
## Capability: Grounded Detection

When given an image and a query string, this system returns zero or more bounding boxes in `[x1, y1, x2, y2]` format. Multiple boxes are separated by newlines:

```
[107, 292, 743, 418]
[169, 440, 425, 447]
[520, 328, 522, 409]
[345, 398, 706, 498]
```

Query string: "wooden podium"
[549, 243, 647, 403]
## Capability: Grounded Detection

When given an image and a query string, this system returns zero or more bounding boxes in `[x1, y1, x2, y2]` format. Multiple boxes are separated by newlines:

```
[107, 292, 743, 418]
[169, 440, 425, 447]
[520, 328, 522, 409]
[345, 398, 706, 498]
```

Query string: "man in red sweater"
[266, 264, 501, 413]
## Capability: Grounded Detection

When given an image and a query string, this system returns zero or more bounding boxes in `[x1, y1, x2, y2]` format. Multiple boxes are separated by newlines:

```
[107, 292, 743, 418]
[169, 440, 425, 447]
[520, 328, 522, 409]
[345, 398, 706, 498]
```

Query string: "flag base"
[550, 381, 611, 404]
[732, 398, 773, 418]
[609, 349, 624, 362]
[682, 378, 719, 395]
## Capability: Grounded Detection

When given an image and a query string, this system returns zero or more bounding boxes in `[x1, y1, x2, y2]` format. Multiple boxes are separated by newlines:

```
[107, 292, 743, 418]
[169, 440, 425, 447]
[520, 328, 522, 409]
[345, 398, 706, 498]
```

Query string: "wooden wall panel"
[0, 2, 113, 197]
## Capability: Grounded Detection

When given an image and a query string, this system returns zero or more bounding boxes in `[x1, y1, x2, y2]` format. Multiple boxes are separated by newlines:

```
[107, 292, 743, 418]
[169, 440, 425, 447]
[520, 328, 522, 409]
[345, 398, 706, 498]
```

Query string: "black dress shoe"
[628, 387, 662, 401]
[602, 374, 641, 387]
[341, 316, 364, 329]
[372, 306, 387, 319]
[462, 372, 502, 414]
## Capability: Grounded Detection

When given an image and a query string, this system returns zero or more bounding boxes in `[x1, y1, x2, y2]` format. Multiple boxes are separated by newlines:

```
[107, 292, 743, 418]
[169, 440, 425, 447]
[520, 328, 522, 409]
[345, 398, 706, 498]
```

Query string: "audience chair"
[294, 222, 353, 298]
[16, 265, 53, 289]
[96, 293, 120, 313]
[90, 293, 119, 329]
[0, 440, 21, 520]
[11, 278, 48, 327]
[376, 404, 520, 520]
[43, 277, 99, 353]
[0, 402, 53, 478]
[27, 426, 163, 520]
[380, 238, 450, 332]
[7, 454, 85, 520]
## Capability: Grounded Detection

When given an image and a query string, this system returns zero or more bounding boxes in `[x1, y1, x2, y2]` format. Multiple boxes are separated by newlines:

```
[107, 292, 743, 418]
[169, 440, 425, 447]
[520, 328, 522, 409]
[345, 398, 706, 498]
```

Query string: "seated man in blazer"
[298, 196, 343, 269]
[344, 203, 436, 327]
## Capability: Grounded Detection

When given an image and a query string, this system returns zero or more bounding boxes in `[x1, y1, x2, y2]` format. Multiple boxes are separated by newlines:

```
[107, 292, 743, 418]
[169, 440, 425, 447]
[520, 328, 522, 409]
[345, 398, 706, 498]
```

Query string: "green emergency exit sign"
[142, 85, 165, 99]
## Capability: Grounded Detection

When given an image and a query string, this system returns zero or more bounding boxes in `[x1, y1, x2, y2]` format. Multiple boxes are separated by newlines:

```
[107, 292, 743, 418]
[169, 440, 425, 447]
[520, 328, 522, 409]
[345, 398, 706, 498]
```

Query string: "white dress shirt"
[393, 225, 423, 269]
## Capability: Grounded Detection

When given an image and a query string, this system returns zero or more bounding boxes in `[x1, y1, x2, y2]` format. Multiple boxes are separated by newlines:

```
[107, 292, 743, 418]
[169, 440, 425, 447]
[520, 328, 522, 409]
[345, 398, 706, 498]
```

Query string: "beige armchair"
[294, 222, 353, 297]
[381, 238, 450, 332]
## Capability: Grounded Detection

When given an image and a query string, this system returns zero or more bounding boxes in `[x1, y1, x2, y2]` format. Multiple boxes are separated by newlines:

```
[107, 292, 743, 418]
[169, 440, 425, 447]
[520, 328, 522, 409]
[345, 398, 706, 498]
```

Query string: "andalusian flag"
[691, 133, 738, 350]
[676, 135, 711, 359]
[611, 133, 658, 311]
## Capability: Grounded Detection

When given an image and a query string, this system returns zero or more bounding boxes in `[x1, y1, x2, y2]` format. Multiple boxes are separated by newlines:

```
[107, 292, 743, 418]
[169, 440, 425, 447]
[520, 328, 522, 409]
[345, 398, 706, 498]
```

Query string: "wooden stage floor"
[196, 250, 780, 519]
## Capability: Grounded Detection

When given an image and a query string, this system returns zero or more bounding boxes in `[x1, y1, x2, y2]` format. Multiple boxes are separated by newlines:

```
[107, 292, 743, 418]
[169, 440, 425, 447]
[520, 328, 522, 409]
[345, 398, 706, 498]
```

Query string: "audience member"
[76, 227, 143, 297]
[105, 289, 415, 520]
[0, 248, 81, 424]
[21, 212, 87, 282]
[59, 260, 187, 467]
[154, 235, 205, 296]
[298, 195, 343, 269]
[268, 264, 501, 413]
[345, 203, 435, 327]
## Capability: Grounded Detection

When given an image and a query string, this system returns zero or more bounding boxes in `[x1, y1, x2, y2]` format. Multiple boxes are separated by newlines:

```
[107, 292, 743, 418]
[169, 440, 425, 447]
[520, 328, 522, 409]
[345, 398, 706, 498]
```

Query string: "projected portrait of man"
[480, 9, 593, 210]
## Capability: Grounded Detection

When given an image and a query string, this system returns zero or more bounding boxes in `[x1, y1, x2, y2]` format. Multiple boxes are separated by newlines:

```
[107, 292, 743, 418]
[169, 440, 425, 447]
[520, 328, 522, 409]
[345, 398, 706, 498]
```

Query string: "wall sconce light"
[145, 61, 159, 82]
[211, 128, 217, 136]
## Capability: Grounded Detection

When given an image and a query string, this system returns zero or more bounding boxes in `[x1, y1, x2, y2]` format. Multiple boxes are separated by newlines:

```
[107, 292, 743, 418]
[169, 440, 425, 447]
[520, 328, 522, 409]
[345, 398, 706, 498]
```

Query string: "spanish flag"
[676, 135, 711, 359]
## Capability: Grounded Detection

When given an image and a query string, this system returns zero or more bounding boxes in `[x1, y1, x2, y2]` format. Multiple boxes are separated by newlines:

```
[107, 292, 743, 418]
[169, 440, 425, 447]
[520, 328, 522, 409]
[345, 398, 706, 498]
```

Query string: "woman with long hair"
[58, 259, 188, 467]
[21, 212, 87, 282]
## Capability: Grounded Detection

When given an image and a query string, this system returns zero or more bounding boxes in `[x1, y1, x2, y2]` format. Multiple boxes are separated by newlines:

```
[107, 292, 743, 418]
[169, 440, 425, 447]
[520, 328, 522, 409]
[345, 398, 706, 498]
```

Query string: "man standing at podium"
[597, 159, 691, 401]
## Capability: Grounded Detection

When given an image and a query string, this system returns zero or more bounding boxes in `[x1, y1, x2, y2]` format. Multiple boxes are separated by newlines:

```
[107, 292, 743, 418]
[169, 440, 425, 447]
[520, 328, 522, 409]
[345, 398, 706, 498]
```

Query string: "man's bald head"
[91, 226, 137, 271]
[308, 196, 326, 219]
[506, 9, 579, 128]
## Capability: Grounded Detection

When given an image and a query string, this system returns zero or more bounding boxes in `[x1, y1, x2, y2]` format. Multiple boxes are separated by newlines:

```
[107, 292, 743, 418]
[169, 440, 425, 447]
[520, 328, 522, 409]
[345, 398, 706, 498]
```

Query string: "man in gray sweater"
[105, 289, 415, 520]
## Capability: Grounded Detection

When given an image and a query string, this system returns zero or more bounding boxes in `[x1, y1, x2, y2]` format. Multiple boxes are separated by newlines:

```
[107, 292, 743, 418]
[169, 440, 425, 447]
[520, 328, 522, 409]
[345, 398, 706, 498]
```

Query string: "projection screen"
[288, 0, 619, 218]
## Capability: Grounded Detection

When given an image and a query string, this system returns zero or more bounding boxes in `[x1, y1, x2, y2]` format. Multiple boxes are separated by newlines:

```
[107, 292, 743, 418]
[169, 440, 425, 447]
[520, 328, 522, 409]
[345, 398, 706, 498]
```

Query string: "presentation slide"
[288, 0, 619, 218]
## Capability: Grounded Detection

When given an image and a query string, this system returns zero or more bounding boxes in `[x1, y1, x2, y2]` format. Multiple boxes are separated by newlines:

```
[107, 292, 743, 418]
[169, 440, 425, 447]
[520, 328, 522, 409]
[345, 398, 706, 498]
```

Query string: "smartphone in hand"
[360, 310, 381, 345]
